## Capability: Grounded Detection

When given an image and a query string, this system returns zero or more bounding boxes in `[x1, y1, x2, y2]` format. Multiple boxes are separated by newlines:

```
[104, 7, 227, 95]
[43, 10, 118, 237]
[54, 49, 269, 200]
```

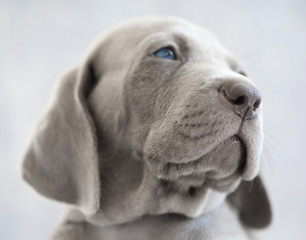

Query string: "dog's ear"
[22, 58, 100, 215]
[227, 176, 272, 229]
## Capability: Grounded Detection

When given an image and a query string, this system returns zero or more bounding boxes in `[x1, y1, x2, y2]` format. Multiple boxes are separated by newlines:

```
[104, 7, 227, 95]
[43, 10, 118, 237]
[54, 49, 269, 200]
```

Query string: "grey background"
[1, 0, 305, 239]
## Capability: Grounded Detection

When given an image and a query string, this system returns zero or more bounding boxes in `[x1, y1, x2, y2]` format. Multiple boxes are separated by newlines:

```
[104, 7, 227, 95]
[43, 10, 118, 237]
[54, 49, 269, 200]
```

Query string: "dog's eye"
[153, 47, 177, 60]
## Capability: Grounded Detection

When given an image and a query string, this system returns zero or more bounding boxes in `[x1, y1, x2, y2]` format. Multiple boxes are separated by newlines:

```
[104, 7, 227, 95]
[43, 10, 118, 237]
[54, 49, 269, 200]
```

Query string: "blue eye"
[153, 47, 177, 60]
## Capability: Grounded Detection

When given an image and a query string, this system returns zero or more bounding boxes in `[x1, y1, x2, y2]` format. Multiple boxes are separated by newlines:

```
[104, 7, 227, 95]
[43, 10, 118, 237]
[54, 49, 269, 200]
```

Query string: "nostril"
[253, 99, 261, 111]
[223, 91, 246, 106]
[232, 96, 245, 105]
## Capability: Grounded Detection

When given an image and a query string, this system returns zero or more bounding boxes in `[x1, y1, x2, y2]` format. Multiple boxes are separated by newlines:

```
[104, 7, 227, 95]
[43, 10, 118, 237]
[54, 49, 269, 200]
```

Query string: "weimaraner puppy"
[22, 16, 271, 239]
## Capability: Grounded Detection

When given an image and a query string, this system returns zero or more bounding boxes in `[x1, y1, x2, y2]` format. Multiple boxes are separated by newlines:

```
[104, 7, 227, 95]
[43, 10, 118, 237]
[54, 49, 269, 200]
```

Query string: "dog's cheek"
[126, 60, 180, 123]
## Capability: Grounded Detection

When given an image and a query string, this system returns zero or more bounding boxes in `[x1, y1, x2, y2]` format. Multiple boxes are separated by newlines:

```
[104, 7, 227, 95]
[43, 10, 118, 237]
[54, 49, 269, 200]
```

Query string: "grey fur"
[22, 16, 271, 239]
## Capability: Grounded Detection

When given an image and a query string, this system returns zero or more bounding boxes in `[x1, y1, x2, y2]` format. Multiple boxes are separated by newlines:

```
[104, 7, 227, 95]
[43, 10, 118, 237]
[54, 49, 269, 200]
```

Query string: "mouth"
[147, 134, 247, 193]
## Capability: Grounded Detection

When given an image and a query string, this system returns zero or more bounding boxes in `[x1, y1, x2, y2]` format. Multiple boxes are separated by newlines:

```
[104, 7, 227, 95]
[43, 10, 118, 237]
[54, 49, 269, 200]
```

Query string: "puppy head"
[22, 16, 271, 228]
[90, 17, 263, 190]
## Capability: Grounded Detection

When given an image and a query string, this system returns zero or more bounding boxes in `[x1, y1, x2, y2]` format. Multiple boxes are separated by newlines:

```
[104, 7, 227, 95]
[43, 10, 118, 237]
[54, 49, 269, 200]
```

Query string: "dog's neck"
[86, 150, 227, 227]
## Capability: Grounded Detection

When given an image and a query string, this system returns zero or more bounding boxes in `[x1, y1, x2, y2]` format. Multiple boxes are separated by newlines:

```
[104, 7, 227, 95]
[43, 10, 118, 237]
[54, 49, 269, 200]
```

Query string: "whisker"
[260, 127, 282, 177]
[264, 129, 283, 156]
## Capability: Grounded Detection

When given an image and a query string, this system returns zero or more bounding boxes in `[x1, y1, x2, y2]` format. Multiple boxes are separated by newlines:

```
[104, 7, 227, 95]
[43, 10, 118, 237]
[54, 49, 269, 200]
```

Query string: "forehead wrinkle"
[164, 24, 231, 65]
[168, 22, 200, 39]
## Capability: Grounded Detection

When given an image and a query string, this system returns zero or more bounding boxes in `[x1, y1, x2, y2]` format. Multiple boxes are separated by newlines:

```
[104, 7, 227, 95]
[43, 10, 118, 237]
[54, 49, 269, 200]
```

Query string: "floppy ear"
[227, 176, 272, 229]
[22, 59, 100, 215]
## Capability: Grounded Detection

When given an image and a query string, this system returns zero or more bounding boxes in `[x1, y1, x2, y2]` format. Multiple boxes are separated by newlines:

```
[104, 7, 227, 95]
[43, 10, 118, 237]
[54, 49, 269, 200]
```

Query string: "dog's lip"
[221, 134, 244, 147]
[166, 134, 246, 165]
[204, 173, 242, 192]
[155, 134, 247, 181]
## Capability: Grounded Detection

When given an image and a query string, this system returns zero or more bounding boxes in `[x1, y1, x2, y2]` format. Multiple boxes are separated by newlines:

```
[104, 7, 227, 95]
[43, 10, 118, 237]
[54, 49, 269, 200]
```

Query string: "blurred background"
[1, 0, 305, 239]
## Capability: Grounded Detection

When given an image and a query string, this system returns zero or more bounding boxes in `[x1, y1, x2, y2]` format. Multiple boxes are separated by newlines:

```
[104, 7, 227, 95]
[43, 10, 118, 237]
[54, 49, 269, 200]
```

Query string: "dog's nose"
[221, 81, 262, 119]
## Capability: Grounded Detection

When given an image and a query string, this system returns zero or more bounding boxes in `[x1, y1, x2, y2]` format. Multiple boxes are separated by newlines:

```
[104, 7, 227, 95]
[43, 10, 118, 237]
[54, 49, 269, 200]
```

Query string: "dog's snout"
[221, 81, 262, 120]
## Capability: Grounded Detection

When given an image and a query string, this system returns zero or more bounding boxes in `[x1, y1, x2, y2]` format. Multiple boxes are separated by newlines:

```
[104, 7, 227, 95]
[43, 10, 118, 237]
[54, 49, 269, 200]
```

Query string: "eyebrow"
[172, 34, 190, 55]
[143, 32, 190, 59]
